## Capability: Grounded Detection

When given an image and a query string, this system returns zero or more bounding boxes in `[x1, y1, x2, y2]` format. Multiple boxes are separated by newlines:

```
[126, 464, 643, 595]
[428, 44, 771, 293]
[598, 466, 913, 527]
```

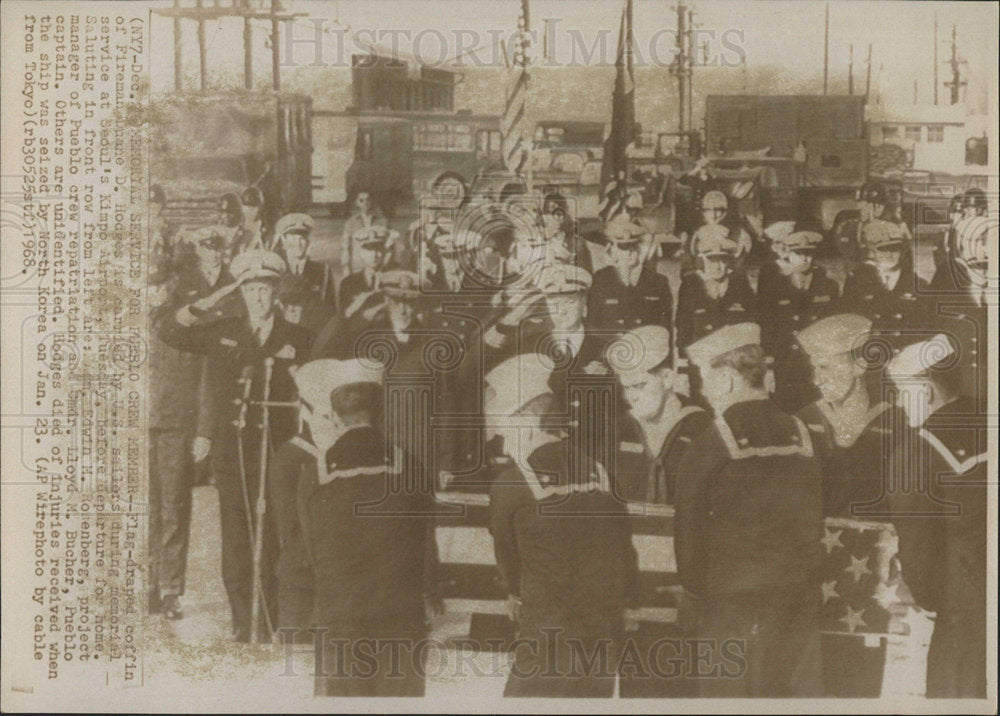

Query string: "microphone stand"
[233, 370, 257, 568]
[250, 357, 274, 644]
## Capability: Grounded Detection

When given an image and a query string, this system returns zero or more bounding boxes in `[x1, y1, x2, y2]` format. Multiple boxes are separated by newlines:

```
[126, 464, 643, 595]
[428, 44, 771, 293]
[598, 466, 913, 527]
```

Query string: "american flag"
[819, 516, 913, 635]
[501, 0, 532, 175]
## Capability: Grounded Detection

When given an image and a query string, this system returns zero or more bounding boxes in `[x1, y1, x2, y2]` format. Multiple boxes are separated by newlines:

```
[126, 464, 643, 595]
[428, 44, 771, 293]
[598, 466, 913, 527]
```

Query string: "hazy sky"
[149, 0, 997, 108]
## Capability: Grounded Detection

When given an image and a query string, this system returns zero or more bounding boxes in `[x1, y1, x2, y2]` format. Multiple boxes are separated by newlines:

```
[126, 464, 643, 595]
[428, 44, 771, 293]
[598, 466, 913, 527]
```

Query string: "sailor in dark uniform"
[337, 227, 391, 319]
[157, 249, 314, 642]
[587, 222, 673, 338]
[299, 359, 436, 697]
[886, 336, 987, 698]
[273, 213, 334, 332]
[794, 314, 906, 517]
[675, 226, 757, 356]
[675, 323, 824, 697]
[485, 354, 636, 697]
[266, 359, 343, 638]
[605, 325, 711, 505]
[757, 230, 840, 413]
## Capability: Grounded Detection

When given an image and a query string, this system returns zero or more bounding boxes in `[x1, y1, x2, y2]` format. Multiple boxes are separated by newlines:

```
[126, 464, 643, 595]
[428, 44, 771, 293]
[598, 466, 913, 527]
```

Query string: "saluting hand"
[193, 279, 241, 313]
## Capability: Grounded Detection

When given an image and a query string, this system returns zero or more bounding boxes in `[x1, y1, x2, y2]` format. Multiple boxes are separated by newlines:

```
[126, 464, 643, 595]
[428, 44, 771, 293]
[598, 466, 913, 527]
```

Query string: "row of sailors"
[151, 235, 988, 697]
[217, 312, 985, 697]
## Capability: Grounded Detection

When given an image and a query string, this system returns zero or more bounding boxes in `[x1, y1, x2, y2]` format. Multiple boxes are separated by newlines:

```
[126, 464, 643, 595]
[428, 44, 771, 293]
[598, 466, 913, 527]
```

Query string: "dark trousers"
[149, 430, 194, 599]
[214, 449, 278, 640]
[690, 591, 823, 698]
[504, 624, 620, 698]
[926, 609, 986, 698]
[315, 629, 427, 697]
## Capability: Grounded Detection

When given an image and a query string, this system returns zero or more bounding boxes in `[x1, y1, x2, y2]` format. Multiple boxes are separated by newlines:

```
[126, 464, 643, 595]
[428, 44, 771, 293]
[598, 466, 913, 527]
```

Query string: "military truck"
[149, 92, 313, 228]
[704, 94, 869, 233]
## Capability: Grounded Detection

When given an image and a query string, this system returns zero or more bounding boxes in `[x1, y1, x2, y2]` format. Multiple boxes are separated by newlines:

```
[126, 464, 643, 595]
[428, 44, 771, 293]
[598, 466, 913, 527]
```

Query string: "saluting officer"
[842, 220, 923, 349]
[273, 213, 334, 332]
[486, 353, 636, 697]
[337, 226, 392, 319]
[675, 226, 757, 354]
[587, 221, 673, 338]
[299, 359, 436, 697]
[266, 359, 343, 637]
[606, 325, 711, 505]
[833, 181, 891, 267]
[158, 249, 314, 642]
[675, 323, 824, 697]
[795, 314, 906, 517]
[886, 336, 987, 698]
[758, 230, 840, 413]
[147, 225, 242, 620]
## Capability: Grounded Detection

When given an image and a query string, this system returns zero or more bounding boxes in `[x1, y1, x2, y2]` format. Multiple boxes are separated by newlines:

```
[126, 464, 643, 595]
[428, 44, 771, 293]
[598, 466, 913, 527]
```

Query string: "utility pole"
[943, 24, 966, 105]
[173, 0, 182, 91]
[154, 0, 305, 94]
[933, 12, 938, 105]
[270, 0, 281, 91]
[848, 44, 854, 95]
[687, 6, 694, 137]
[865, 44, 872, 101]
[196, 0, 207, 91]
[823, 3, 829, 95]
[673, 2, 688, 134]
[243, 1, 253, 90]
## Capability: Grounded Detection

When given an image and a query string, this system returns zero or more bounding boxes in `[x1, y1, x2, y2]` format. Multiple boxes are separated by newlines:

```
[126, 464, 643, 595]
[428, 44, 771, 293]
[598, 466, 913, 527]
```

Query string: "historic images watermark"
[277, 19, 747, 69]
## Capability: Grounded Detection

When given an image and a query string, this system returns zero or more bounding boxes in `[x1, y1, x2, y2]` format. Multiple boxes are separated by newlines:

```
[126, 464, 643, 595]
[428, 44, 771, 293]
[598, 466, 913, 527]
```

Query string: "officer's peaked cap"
[231, 249, 286, 283]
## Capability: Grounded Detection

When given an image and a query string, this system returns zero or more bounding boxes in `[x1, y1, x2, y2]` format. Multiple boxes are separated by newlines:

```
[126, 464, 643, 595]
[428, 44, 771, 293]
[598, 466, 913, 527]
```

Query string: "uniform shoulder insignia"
[605, 298, 620, 304]
[779, 299, 791, 305]
[619, 441, 644, 453]
[730, 303, 744, 311]
[813, 295, 830, 303]
[220, 337, 238, 347]
[644, 295, 659, 301]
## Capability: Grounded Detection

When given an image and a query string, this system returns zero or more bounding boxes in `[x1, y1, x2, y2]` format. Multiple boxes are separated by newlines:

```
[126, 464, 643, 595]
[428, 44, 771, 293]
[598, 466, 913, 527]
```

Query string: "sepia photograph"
[1, 0, 996, 711]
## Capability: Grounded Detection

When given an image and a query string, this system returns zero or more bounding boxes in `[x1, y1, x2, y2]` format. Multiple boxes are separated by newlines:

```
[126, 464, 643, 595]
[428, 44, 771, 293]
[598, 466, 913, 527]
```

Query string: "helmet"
[962, 187, 987, 213]
[860, 182, 887, 205]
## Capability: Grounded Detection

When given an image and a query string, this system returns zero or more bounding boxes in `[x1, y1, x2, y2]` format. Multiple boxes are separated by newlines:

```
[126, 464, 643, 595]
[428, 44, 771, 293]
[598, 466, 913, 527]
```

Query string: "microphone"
[232, 364, 256, 421]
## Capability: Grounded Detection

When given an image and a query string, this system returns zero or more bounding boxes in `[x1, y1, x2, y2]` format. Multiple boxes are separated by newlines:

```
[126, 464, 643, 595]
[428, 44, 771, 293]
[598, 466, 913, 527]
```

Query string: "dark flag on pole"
[599, 0, 636, 221]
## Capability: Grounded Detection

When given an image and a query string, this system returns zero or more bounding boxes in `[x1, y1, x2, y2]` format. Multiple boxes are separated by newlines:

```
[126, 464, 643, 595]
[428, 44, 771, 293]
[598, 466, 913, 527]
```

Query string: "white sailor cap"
[273, 213, 314, 238]
[230, 249, 286, 283]
[538, 264, 593, 295]
[686, 322, 761, 368]
[292, 359, 343, 412]
[887, 334, 956, 380]
[484, 353, 554, 418]
[796, 314, 872, 358]
[607, 325, 672, 377]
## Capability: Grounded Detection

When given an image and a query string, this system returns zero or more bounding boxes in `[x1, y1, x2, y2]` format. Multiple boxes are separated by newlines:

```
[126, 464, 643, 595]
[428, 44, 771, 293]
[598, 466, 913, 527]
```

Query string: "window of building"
[926, 125, 944, 143]
[882, 126, 899, 139]
[905, 125, 922, 142]
[414, 123, 474, 152]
